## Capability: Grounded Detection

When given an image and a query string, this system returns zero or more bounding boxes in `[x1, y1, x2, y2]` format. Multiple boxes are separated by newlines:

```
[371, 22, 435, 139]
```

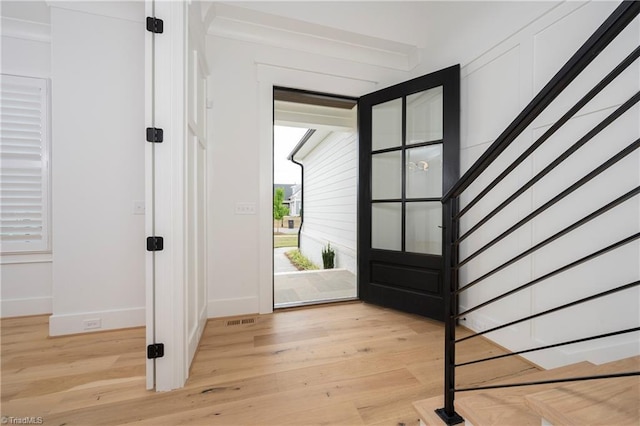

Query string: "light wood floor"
[1, 302, 538, 425]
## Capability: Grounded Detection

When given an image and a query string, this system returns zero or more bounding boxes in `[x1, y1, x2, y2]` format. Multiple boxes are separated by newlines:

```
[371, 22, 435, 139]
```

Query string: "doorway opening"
[272, 88, 359, 309]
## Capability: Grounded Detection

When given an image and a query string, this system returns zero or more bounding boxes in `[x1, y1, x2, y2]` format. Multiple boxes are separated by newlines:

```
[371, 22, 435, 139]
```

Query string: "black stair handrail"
[437, 2, 640, 425]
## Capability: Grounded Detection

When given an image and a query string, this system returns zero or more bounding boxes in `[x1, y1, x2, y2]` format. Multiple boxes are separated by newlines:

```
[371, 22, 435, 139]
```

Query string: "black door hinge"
[146, 17, 164, 34]
[146, 127, 163, 143]
[146, 236, 164, 251]
[147, 343, 165, 359]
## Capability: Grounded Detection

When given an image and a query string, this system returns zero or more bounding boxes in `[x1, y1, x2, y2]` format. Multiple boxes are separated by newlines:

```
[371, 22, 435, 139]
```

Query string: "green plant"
[273, 188, 289, 232]
[321, 243, 335, 269]
[285, 249, 319, 271]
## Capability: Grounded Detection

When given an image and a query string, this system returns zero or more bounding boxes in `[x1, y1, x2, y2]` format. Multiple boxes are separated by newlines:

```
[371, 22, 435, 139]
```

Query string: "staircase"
[425, 2, 640, 425]
[414, 356, 640, 425]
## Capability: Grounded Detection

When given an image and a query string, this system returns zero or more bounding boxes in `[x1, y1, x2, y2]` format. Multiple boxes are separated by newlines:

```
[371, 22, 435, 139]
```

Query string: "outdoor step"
[524, 356, 640, 426]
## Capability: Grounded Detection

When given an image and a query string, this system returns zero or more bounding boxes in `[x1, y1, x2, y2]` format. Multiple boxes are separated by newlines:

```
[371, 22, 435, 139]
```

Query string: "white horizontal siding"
[299, 131, 357, 271]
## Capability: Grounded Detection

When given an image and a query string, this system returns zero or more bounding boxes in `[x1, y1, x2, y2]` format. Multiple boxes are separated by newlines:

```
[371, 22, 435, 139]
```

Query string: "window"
[0, 74, 50, 253]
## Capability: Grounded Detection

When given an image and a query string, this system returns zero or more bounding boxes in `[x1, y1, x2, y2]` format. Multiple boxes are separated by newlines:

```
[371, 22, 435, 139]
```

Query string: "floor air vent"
[226, 318, 256, 326]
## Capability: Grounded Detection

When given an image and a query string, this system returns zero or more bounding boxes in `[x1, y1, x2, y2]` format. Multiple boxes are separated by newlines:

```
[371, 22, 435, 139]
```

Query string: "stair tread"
[413, 362, 595, 425]
[525, 376, 639, 426]
[414, 357, 640, 426]
[455, 358, 639, 426]
[524, 357, 640, 426]
[461, 361, 594, 397]
[413, 396, 449, 426]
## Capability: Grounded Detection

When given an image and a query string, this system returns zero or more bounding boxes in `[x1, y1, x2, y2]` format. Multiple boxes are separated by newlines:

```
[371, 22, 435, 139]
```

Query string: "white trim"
[0, 17, 51, 42]
[49, 307, 144, 336]
[1, 297, 52, 318]
[208, 296, 259, 318]
[257, 66, 374, 316]
[144, 0, 155, 392]
[152, 0, 187, 392]
[0, 253, 52, 265]
[257, 63, 377, 97]
[207, 3, 419, 72]
[274, 268, 350, 277]
[258, 81, 274, 315]
[46, 1, 144, 24]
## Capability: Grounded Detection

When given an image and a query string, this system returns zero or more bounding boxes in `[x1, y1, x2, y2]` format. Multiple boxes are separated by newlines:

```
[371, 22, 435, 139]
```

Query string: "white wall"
[206, 30, 406, 317]
[203, 2, 567, 319]
[298, 131, 358, 274]
[48, 2, 145, 335]
[206, 1, 638, 368]
[456, 1, 639, 368]
[0, 10, 53, 317]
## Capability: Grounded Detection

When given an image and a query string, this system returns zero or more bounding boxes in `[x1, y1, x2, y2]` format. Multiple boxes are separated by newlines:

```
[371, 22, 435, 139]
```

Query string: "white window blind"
[0, 74, 49, 253]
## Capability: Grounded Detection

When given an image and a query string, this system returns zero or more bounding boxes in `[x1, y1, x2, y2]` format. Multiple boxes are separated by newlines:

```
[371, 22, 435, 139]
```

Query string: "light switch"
[235, 202, 256, 215]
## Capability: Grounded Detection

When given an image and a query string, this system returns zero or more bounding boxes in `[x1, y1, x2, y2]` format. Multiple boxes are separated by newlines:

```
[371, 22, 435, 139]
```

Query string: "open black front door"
[358, 65, 460, 321]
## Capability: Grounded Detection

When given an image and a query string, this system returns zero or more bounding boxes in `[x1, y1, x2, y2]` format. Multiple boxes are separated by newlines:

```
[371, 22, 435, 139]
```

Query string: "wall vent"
[226, 318, 256, 326]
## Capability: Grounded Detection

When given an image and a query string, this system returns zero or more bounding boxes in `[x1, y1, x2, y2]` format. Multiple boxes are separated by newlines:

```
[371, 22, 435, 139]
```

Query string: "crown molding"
[1, 17, 50, 42]
[45, 1, 143, 23]
[207, 3, 419, 72]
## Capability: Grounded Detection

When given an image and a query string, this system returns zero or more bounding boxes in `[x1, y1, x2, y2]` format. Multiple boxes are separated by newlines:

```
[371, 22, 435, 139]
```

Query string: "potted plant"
[322, 243, 335, 269]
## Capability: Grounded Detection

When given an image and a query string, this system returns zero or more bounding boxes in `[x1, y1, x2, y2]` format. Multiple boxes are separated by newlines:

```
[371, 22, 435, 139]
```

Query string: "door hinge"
[146, 127, 163, 143]
[147, 343, 165, 359]
[146, 17, 164, 34]
[146, 236, 164, 251]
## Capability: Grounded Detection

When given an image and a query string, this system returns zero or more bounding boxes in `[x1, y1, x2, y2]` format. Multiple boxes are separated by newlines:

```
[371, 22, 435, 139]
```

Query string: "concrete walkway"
[274, 247, 298, 273]
[273, 246, 357, 308]
[274, 269, 357, 308]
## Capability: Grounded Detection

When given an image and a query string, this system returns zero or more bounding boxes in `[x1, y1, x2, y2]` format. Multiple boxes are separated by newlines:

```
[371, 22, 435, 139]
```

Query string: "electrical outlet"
[133, 201, 145, 215]
[83, 318, 102, 330]
[235, 202, 256, 215]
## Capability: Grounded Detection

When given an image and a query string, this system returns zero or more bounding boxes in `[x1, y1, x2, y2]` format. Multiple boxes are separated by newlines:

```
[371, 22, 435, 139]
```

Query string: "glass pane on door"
[372, 151, 401, 199]
[406, 87, 443, 144]
[406, 202, 442, 254]
[372, 98, 402, 150]
[406, 144, 443, 199]
[372, 203, 401, 251]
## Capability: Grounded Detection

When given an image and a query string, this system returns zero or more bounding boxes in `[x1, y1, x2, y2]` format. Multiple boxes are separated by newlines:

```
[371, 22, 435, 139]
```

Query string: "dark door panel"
[370, 262, 441, 293]
[358, 65, 460, 321]
[367, 284, 445, 319]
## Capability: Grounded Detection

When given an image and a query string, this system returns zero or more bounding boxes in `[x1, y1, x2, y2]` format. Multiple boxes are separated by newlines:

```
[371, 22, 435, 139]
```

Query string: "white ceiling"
[221, 1, 560, 50]
[209, 1, 562, 72]
[1, 1, 50, 23]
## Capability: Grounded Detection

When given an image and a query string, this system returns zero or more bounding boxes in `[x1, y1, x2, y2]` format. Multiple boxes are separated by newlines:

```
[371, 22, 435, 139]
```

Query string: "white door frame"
[146, 0, 209, 392]
[256, 68, 376, 314]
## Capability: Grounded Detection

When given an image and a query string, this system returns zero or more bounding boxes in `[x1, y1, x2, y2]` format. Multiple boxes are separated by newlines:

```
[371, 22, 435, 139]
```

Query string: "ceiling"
[207, 1, 561, 72]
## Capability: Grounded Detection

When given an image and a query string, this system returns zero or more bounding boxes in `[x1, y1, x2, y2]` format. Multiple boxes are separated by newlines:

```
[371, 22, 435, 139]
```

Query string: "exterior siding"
[299, 131, 357, 273]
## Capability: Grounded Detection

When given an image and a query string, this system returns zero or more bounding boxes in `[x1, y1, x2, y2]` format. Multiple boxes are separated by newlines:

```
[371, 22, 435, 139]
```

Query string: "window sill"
[0, 252, 53, 265]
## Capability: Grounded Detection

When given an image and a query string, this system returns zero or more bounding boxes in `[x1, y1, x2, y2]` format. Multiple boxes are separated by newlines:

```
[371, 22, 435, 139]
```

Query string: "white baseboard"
[208, 296, 259, 318]
[1, 296, 52, 318]
[49, 306, 144, 336]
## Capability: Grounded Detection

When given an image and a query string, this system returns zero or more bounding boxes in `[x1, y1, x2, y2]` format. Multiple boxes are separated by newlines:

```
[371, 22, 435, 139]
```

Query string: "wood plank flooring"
[1, 302, 537, 425]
